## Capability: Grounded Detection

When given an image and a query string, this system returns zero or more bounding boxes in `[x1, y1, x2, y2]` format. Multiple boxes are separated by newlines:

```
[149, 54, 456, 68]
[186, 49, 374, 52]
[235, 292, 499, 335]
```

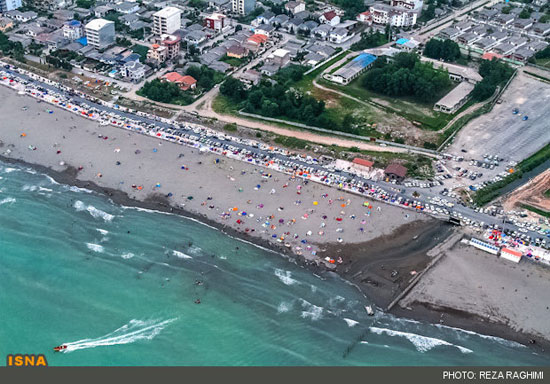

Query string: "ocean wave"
[86, 243, 104, 253]
[434, 324, 525, 348]
[74, 200, 114, 222]
[2, 167, 18, 173]
[172, 250, 192, 259]
[300, 299, 323, 321]
[121, 252, 135, 260]
[68, 185, 93, 194]
[344, 318, 359, 327]
[369, 327, 472, 354]
[274, 269, 298, 286]
[187, 245, 202, 256]
[58, 318, 177, 353]
[277, 301, 292, 314]
[22, 184, 38, 192]
[96, 229, 109, 236]
[38, 187, 53, 193]
[0, 197, 16, 205]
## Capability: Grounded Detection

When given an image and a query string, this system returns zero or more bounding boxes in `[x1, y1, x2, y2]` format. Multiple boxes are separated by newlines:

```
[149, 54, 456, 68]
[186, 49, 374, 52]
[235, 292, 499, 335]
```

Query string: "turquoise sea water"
[0, 161, 548, 366]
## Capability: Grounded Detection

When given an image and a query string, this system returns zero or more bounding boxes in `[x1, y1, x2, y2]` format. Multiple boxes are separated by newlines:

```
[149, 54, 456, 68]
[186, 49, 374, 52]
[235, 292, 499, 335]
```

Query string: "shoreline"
[2, 154, 547, 353]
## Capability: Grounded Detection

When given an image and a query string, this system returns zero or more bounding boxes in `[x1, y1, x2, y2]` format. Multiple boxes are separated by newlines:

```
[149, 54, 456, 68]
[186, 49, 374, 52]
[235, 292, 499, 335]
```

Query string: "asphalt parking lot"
[449, 72, 550, 163]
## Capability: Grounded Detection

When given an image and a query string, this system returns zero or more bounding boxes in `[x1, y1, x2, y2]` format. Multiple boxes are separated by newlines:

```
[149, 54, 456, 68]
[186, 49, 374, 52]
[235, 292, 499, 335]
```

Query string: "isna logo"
[6, 354, 48, 367]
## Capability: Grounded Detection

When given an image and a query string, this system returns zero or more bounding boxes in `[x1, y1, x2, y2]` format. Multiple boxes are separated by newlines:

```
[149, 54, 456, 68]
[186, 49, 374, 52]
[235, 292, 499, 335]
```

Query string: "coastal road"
[3, 65, 546, 244]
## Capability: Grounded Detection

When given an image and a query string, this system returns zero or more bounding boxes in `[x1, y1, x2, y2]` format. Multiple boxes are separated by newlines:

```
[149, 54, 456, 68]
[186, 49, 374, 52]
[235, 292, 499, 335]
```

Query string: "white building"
[370, 3, 417, 27]
[62, 20, 83, 40]
[232, 0, 256, 16]
[153, 6, 181, 35]
[0, 0, 22, 13]
[284, 1, 305, 15]
[85, 19, 115, 49]
[120, 60, 146, 83]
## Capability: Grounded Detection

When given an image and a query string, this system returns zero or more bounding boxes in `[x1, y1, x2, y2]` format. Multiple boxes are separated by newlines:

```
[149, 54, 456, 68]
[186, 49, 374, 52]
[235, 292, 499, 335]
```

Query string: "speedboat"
[53, 345, 67, 352]
[365, 305, 375, 316]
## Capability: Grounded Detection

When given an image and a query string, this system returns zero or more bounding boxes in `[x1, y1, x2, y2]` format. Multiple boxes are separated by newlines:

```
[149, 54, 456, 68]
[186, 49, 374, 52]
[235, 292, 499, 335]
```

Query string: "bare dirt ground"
[501, 169, 550, 215]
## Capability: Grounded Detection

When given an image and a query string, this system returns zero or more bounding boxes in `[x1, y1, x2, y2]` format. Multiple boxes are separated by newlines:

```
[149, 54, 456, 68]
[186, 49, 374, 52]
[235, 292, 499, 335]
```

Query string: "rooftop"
[154, 6, 181, 18]
[435, 81, 475, 109]
[85, 19, 114, 30]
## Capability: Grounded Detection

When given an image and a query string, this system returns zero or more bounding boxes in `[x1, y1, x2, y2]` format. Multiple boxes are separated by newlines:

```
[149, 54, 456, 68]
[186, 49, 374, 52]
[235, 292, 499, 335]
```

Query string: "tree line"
[220, 70, 359, 134]
[361, 52, 452, 103]
[471, 58, 514, 101]
[423, 38, 461, 62]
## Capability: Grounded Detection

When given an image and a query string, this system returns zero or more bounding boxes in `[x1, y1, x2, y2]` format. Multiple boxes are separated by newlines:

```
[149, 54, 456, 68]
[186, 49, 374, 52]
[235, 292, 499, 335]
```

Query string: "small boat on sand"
[365, 305, 375, 316]
[53, 345, 67, 352]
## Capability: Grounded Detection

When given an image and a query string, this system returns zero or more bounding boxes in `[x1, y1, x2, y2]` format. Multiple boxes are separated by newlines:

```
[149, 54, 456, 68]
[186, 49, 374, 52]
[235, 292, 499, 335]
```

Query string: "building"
[6, 10, 37, 22]
[500, 248, 522, 263]
[62, 20, 83, 40]
[351, 158, 374, 174]
[160, 33, 181, 60]
[319, 10, 340, 26]
[434, 81, 474, 114]
[85, 19, 115, 49]
[255, 24, 275, 36]
[384, 163, 407, 182]
[0, 16, 13, 32]
[370, 3, 417, 27]
[161, 72, 197, 90]
[269, 48, 290, 67]
[357, 11, 372, 24]
[532, 23, 550, 36]
[251, 11, 274, 27]
[245, 33, 268, 51]
[391, 0, 423, 9]
[325, 53, 377, 85]
[284, 1, 305, 15]
[147, 43, 167, 64]
[0, 0, 21, 12]
[237, 69, 260, 87]
[120, 60, 146, 82]
[205, 12, 225, 32]
[469, 238, 499, 255]
[153, 6, 181, 36]
[232, 0, 256, 16]
[421, 58, 482, 84]
[114, 1, 139, 14]
[227, 44, 248, 58]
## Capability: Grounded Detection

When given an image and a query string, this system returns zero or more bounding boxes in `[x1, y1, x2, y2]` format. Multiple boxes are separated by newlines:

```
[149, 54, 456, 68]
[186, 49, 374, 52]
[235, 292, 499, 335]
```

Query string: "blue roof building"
[328, 53, 377, 85]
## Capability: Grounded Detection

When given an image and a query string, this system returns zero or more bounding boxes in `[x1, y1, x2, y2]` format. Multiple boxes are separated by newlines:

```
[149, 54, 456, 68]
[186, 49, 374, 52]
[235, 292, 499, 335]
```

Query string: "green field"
[318, 76, 457, 131]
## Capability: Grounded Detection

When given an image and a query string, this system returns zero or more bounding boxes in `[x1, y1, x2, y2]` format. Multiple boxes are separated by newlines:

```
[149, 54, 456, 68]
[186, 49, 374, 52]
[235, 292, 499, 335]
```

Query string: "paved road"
[4, 64, 547, 245]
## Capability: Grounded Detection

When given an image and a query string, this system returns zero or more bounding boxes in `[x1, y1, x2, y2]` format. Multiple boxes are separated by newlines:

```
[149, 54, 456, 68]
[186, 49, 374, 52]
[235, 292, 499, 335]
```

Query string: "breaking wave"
[300, 299, 323, 321]
[274, 269, 298, 286]
[121, 252, 135, 260]
[74, 200, 114, 222]
[0, 197, 16, 205]
[369, 327, 472, 354]
[277, 301, 292, 314]
[343, 318, 359, 327]
[86, 243, 104, 253]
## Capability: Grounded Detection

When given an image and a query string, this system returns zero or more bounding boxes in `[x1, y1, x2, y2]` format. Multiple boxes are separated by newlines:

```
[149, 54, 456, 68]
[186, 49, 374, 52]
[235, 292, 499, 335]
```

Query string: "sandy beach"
[397, 239, 550, 349]
[0, 85, 430, 264]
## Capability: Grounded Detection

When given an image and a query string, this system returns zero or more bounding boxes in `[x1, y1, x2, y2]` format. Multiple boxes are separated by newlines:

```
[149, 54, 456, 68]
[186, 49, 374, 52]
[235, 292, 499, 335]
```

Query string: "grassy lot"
[131, 44, 149, 61]
[220, 55, 245, 67]
[319, 76, 457, 131]
[533, 58, 550, 70]
[473, 144, 550, 206]
[293, 50, 349, 92]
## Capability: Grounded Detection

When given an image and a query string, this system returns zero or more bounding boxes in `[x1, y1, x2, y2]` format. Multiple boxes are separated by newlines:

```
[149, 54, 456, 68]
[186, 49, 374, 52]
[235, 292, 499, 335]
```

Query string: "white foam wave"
[86, 243, 104, 253]
[39, 187, 53, 192]
[68, 185, 93, 194]
[187, 245, 202, 255]
[274, 269, 298, 286]
[121, 252, 134, 260]
[300, 299, 323, 321]
[59, 318, 177, 353]
[277, 301, 292, 314]
[74, 200, 114, 222]
[343, 318, 359, 327]
[369, 327, 472, 354]
[0, 197, 16, 205]
[96, 229, 109, 236]
[434, 324, 525, 348]
[22, 184, 38, 192]
[3, 167, 17, 173]
[172, 250, 192, 259]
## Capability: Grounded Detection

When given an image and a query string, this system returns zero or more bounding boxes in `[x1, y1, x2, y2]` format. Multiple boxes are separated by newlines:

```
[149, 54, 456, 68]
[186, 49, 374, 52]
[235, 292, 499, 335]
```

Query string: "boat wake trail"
[59, 318, 177, 353]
